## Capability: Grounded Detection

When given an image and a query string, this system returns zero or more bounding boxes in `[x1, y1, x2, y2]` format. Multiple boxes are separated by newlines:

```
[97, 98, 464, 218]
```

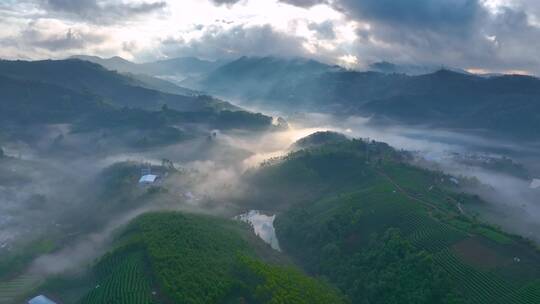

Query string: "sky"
[0, 0, 539, 74]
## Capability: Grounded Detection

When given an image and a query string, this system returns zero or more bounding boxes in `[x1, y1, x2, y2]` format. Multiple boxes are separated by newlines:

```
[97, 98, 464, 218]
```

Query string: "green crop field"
[433, 249, 537, 304]
[71, 212, 346, 304]
[9, 137, 540, 304]
[0, 275, 42, 304]
[79, 250, 155, 304]
[512, 281, 540, 304]
[268, 139, 540, 304]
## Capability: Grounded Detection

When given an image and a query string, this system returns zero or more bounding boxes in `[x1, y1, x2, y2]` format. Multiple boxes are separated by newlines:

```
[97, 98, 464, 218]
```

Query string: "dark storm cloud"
[281, 0, 481, 31]
[365, 3, 540, 72]
[480, 7, 540, 70]
[275, 0, 540, 73]
[336, 0, 480, 29]
[41, 0, 167, 23]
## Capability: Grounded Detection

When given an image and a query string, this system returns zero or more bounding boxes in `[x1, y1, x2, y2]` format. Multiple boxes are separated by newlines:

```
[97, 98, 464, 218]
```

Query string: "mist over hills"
[189, 56, 540, 141]
[368, 61, 470, 76]
[71, 55, 224, 80]
[0, 59, 282, 155]
[0, 59, 233, 112]
[73, 53, 540, 143]
[3, 0, 540, 300]
[1, 54, 540, 304]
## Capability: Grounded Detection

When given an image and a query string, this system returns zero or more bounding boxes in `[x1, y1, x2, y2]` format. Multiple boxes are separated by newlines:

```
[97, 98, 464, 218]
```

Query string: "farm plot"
[79, 251, 155, 304]
[433, 249, 540, 304]
[0, 274, 42, 304]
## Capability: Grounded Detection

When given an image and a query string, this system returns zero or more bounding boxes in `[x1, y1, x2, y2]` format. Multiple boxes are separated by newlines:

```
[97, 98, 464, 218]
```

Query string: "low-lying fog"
[287, 113, 540, 241]
[1, 111, 539, 280]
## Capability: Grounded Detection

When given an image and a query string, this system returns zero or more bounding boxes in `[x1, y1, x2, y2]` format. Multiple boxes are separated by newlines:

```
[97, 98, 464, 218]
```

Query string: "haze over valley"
[1, 1, 540, 304]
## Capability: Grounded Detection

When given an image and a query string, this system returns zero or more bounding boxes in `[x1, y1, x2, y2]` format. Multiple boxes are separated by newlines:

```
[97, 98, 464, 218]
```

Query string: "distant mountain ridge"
[71, 55, 224, 79]
[0, 59, 234, 112]
[368, 61, 470, 75]
[0, 59, 282, 150]
[192, 56, 540, 141]
[185, 56, 343, 108]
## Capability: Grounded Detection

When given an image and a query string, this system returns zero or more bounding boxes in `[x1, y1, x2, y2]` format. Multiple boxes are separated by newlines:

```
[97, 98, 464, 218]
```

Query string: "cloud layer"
[42, 0, 167, 23]
[0, 0, 539, 75]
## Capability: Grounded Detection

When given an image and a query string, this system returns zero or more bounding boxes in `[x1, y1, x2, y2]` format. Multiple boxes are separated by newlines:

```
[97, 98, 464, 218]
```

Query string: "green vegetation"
[80, 249, 154, 304]
[235, 255, 346, 304]
[292, 131, 349, 150]
[254, 138, 540, 304]
[0, 59, 280, 153]
[432, 249, 523, 304]
[0, 274, 42, 304]
[7, 135, 539, 304]
[275, 192, 465, 304]
[70, 212, 346, 304]
[245, 138, 406, 210]
[198, 57, 540, 140]
[0, 238, 59, 281]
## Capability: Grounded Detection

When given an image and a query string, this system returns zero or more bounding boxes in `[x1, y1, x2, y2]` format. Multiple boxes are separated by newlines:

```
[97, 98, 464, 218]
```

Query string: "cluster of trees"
[332, 229, 464, 304]
[200, 57, 540, 140]
[80, 212, 345, 304]
[266, 137, 540, 303]
[245, 138, 408, 210]
[0, 59, 279, 153]
[262, 139, 467, 303]
[276, 208, 465, 304]
[233, 255, 346, 304]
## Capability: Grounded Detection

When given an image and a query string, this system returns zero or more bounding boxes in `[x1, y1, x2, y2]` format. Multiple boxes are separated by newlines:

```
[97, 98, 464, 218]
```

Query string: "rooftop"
[139, 174, 158, 184]
[28, 295, 57, 304]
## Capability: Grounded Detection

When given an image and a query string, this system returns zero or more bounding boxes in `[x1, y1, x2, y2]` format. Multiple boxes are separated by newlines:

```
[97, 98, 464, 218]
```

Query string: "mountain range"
[71, 55, 224, 80]
[1, 54, 540, 304]
[189, 56, 540, 141]
[56, 55, 540, 141]
[0, 59, 281, 152]
[368, 61, 469, 76]
[0, 59, 231, 112]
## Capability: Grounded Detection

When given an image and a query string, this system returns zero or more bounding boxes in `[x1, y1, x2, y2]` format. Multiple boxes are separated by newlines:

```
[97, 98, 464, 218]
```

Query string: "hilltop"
[245, 135, 540, 304]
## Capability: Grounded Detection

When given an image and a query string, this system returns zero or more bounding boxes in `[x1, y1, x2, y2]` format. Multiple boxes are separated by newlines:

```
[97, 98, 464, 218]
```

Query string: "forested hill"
[361, 70, 540, 139]
[187, 56, 342, 105]
[39, 212, 346, 304]
[0, 74, 274, 134]
[15, 133, 540, 304]
[71, 55, 223, 78]
[0, 59, 233, 112]
[193, 56, 540, 140]
[246, 134, 540, 304]
[0, 59, 285, 154]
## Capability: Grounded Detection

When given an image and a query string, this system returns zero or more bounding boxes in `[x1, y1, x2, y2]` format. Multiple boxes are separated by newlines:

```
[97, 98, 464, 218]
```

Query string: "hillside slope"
[246, 135, 540, 304]
[39, 212, 346, 304]
[194, 57, 540, 140]
[0, 59, 233, 112]
[0, 75, 277, 152]
[71, 55, 223, 78]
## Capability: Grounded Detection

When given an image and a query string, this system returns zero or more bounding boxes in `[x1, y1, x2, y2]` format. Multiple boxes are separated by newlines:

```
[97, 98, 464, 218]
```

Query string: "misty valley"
[0, 56, 539, 304]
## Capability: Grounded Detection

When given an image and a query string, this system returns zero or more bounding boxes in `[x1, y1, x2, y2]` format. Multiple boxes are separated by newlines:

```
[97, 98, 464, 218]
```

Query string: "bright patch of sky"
[1, 0, 540, 75]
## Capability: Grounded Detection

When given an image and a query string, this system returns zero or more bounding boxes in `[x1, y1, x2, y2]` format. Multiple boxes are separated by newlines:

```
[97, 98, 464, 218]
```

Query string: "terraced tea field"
[79, 250, 155, 304]
[0, 274, 42, 304]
